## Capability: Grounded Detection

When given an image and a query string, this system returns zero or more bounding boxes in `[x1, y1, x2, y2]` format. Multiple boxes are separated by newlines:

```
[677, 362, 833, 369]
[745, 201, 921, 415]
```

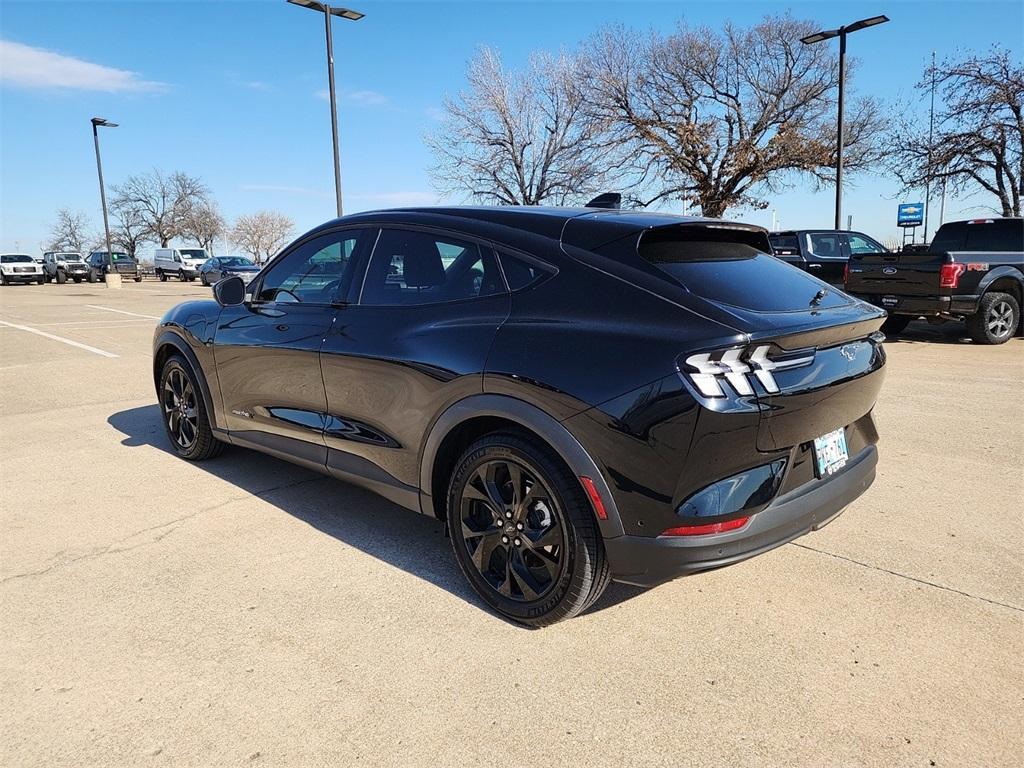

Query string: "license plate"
[813, 427, 849, 478]
[881, 295, 898, 308]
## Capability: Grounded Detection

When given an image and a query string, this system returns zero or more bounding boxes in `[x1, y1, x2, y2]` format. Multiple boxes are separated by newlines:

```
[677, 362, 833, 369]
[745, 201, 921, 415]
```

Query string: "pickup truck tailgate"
[846, 251, 947, 297]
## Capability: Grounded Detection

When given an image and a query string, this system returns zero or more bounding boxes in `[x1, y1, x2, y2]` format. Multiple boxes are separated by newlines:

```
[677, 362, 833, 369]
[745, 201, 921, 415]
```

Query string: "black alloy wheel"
[159, 356, 224, 460]
[447, 433, 609, 627]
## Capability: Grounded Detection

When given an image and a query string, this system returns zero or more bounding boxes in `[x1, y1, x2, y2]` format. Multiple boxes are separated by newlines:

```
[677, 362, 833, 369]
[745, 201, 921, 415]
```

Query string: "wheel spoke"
[508, 550, 542, 601]
[476, 463, 508, 509]
[525, 521, 561, 551]
[507, 463, 523, 508]
[469, 528, 503, 573]
[496, 557, 514, 597]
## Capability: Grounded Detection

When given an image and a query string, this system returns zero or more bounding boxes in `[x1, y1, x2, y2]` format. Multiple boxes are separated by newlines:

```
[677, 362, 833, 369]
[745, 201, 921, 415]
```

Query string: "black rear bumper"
[850, 292, 980, 317]
[603, 444, 877, 587]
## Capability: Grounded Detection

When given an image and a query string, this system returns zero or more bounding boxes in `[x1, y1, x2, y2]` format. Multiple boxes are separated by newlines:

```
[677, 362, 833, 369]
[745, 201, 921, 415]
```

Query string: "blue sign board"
[897, 203, 924, 227]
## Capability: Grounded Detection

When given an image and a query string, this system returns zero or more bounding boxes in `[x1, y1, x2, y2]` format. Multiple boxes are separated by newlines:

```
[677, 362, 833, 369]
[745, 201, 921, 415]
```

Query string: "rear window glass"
[769, 235, 799, 253]
[639, 231, 849, 312]
[932, 220, 1023, 252]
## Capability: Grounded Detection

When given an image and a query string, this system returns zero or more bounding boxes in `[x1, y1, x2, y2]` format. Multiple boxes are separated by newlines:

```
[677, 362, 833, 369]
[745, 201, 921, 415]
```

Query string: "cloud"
[0, 40, 165, 92]
[314, 88, 388, 106]
[425, 106, 446, 121]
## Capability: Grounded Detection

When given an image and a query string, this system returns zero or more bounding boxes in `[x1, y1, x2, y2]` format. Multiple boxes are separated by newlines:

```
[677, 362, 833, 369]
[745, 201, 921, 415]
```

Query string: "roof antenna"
[585, 193, 621, 210]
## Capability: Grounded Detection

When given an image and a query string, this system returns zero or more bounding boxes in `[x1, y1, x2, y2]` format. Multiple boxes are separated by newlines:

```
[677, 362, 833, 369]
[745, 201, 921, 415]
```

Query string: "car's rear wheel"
[447, 433, 609, 627]
[967, 291, 1019, 345]
[200, 272, 209, 286]
[880, 315, 911, 335]
[178, 269, 188, 282]
[159, 356, 224, 461]
[159, 270, 167, 282]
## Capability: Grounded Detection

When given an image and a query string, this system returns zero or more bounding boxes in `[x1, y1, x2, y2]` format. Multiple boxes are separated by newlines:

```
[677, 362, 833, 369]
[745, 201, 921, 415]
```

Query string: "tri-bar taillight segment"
[681, 345, 815, 398]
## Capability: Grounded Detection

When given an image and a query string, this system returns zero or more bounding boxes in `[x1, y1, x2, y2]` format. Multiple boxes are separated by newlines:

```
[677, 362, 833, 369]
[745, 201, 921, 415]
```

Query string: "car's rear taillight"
[661, 517, 750, 537]
[682, 345, 815, 398]
[939, 262, 966, 289]
[842, 263, 849, 284]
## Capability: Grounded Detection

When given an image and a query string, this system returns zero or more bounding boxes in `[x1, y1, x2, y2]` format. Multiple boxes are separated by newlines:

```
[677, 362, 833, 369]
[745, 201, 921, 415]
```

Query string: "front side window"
[256, 229, 363, 304]
[807, 233, 842, 258]
[360, 229, 503, 306]
[847, 233, 885, 255]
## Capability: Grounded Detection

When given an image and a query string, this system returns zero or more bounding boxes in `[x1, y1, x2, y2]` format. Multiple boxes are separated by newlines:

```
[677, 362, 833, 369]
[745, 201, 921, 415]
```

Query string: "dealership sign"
[897, 203, 924, 228]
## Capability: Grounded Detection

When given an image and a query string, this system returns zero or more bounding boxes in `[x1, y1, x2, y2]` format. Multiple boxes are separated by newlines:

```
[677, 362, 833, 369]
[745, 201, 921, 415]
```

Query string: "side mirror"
[213, 275, 246, 307]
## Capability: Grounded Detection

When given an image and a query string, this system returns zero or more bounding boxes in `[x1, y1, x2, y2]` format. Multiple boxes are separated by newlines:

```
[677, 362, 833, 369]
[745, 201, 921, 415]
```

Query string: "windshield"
[1, 254, 34, 263]
[220, 257, 255, 268]
[58, 253, 82, 261]
[180, 249, 208, 260]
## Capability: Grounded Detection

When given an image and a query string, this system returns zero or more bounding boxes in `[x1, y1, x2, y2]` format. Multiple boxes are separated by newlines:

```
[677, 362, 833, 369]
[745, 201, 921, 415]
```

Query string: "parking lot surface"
[1, 281, 1022, 767]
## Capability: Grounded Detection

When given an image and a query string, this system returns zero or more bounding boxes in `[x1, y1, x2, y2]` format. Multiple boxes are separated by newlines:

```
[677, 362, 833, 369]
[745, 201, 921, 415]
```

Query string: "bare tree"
[581, 15, 884, 217]
[109, 197, 151, 259]
[46, 209, 91, 252]
[180, 199, 225, 254]
[426, 47, 623, 205]
[887, 47, 1023, 217]
[231, 211, 294, 264]
[111, 170, 209, 246]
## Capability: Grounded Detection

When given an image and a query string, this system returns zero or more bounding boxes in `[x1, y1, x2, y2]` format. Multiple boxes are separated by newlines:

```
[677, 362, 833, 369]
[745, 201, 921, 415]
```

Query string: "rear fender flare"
[420, 394, 624, 537]
[976, 266, 1024, 299]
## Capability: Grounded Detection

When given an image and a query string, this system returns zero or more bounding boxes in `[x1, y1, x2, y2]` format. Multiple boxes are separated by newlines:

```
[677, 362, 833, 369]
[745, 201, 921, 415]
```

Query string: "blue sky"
[1, 0, 1021, 253]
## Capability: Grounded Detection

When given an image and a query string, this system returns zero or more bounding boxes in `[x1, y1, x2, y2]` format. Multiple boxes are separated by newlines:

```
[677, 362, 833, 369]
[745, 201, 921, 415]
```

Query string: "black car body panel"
[845, 218, 1024, 320]
[154, 206, 887, 587]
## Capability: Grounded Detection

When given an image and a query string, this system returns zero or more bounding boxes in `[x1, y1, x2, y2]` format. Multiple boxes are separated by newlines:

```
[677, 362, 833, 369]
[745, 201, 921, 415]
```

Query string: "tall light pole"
[801, 15, 889, 230]
[91, 117, 118, 269]
[287, 0, 364, 218]
[923, 50, 937, 243]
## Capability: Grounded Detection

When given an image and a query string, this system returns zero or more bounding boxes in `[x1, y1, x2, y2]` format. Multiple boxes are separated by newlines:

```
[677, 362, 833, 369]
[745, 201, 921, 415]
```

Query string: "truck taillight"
[939, 263, 966, 289]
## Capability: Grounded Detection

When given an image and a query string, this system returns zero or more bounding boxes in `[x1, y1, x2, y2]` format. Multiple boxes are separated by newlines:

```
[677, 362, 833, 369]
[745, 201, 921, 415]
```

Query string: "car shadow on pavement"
[108, 405, 647, 626]
[883, 319, 1022, 345]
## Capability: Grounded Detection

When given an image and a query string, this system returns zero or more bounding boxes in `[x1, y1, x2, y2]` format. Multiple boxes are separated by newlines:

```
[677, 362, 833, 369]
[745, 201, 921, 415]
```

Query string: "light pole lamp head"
[286, 0, 363, 20]
[91, 117, 118, 128]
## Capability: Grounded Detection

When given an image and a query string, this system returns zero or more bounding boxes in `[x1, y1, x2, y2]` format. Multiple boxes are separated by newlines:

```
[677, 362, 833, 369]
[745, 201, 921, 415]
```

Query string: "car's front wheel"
[159, 356, 225, 461]
[447, 433, 610, 627]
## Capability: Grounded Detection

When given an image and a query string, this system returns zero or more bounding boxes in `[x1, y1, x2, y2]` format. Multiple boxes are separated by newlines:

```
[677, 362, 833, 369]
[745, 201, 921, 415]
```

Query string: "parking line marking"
[0, 320, 119, 358]
[86, 305, 161, 320]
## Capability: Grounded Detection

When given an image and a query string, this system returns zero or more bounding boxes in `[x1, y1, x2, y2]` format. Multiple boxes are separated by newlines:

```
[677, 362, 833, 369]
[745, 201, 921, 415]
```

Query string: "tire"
[967, 291, 1019, 345]
[87, 271, 97, 283]
[56, 270, 67, 285]
[36, 277, 45, 285]
[0, 273, 6, 286]
[447, 432, 609, 627]
[135, 275, 143, 282]
[178, 269, 187, 282]
[200, 273, 208, 286]
[158, 355, 225, 461]
[159, 270, 168, 282]
[73, 277, 82, 283]
[880, 315, 911, 335]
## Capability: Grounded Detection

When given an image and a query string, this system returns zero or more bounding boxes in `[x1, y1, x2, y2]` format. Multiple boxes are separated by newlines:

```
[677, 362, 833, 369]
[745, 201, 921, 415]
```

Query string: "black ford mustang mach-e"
[153, 206, 887, 626]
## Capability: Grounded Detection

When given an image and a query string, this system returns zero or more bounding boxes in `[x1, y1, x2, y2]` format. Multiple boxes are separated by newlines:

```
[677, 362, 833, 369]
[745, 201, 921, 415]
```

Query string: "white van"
[154, 247, 209, 282]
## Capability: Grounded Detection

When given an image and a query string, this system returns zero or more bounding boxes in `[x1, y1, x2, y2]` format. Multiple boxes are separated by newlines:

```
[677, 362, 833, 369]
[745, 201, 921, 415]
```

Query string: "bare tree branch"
[231, 211, 294, 264]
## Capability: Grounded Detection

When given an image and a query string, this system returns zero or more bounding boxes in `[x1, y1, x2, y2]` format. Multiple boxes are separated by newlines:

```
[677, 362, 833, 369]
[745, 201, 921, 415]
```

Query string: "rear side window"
[847, 233, 886, 254]
[499, 252, 551, 291]
[807, 233, 842, 258]
[639, 229, 849, 312]
[360, 229, 503, 306]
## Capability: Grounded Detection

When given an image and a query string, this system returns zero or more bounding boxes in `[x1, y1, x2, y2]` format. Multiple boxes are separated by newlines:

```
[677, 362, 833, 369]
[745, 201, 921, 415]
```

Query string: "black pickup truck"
[769, 229, 889, 286]
[844, 218, 1023, 344]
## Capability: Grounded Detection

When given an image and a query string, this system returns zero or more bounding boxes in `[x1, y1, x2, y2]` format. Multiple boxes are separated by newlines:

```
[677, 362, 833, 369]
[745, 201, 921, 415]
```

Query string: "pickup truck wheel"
[967, 292, 1019, 345]
[36, 276, 45, 285]
[135, 275, 143, 282]
[56, 271, 67, 284]
[881, 315, 911, 335]
[447, 433, 609, 627]
[87, 271, 96, 283]
[159, 356, 225, 461]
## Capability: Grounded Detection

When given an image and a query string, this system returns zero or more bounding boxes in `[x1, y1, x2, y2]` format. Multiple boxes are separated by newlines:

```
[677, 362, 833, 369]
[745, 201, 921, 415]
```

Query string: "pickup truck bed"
[845, 218, 1023, 345]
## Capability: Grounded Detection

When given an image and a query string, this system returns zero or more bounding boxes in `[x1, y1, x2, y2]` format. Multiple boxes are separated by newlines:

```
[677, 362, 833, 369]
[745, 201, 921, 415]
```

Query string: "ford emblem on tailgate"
[882, 267, 897, 275]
